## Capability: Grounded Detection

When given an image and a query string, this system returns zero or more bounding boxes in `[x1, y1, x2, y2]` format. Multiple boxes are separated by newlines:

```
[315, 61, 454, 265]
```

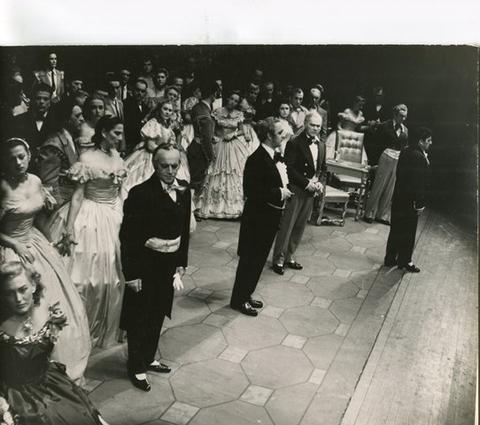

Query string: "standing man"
[289, 88, 309, 138]
[272, 112, 327, 275]
[384, 127, 432, 273]
[230, 118, 293, 316]
[119, 144, 191, 391]
[119, 69, 132, 101]
[33, 52, 64, 103]
[37, 100, 85, 208]
[104, 73, 124, 122]
[307, 87, 328, 144]
[187, 81, 217, 200]
[123, 79, 150, 155]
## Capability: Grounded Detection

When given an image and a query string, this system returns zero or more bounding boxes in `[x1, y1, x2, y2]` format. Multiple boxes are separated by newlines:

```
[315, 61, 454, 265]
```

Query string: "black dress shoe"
[128, 371, 151, 392]
[398, 264, 421, 273]
[363, 217, 373, 224]
[249, 298, 263, 309]
[272, 263, 284, 275]
[238, 302, 258, 317]
[147, 362, 171, 373]
[375, 218, 391, 226]
[285, 261, 303, 270]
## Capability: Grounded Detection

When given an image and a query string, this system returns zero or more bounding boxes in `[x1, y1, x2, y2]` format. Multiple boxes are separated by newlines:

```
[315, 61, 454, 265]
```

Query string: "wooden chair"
[315, 185, 350, 226]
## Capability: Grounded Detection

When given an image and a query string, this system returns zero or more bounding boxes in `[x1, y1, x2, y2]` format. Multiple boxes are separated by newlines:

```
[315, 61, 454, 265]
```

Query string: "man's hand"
[280, 187, 294, 200]
[305, 181, 317, 192]
[126, 278, 142, 292]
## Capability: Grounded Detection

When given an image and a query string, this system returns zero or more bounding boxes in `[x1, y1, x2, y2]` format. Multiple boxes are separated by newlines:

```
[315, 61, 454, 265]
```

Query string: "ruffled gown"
[196, 107, 250, 219]
[0, 303, 107, 425]
[121, 118, 176, 197]
[0, 177, 91, 383]
[49, 162, 127, 349]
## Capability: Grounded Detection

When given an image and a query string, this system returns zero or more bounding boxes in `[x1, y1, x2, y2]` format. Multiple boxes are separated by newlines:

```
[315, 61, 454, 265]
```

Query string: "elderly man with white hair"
[271, 111, 327, 275]
[307, 86, 329, 143]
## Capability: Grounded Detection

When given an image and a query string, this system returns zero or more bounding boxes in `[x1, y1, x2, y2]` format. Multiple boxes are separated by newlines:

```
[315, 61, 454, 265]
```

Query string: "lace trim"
[0, 302, 68, 345]
[67, 162, 127, 185]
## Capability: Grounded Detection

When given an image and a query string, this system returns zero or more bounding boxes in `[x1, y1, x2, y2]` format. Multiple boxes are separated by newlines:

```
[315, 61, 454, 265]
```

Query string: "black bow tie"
[273, 152, 284, 163]
[308, 137, 319, 145]
[394, 124, 402, 131]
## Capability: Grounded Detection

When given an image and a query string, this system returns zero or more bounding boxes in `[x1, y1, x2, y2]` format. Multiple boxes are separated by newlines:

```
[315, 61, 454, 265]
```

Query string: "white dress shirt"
[262, 144, 289, 201]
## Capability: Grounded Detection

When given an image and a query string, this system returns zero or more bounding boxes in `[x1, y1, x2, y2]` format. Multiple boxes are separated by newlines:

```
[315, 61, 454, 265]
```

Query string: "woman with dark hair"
[196, 90, 250, 219]
[77, 96, 106, 153]
[122, 99, 176, 196]
[0, 261, 109, 424]
[49, 116, 127, 348]
[0, 138, 90, 383]
[274, 99, 294, 154]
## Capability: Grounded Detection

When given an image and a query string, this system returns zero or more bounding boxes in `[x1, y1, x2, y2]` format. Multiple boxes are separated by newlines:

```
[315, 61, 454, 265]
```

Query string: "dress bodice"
[213, 107, 244, 139]
[338, 109, 365, 131]
[0, 303, 66, 388]
[141, 118, 176, 145]
[67, 162, 127, 204]
[0, 184, 51, 243]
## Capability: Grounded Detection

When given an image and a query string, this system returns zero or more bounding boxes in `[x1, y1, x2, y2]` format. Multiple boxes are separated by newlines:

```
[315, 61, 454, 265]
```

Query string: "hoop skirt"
[49, 162, 127, 348]
[0, 176, 90, 383]
[0, 303, 107, 425]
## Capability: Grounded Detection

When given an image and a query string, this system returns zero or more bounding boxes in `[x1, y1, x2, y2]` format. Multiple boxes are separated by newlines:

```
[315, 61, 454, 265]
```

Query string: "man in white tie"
[104, 73, 124, 121]
[33, 52, 64, 103]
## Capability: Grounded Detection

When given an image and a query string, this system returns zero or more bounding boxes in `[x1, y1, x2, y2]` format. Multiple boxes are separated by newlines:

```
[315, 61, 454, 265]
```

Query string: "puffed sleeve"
[66, 162, 96, 184]
[140, 119, 161, 140]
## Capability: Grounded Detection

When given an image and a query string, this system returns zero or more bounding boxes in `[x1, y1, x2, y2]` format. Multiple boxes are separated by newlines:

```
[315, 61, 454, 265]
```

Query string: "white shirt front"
[308, 136, 320, 171]
[262, 144, 289, 190]
[161, 179, 178, 202]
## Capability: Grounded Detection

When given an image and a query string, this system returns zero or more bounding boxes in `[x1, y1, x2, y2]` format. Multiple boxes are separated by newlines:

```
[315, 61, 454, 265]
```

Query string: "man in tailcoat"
[272, 112, 327, 275]
[119, 144, 191, 391]
[230, 118, 293, 316]
[385, 127, 433, 273]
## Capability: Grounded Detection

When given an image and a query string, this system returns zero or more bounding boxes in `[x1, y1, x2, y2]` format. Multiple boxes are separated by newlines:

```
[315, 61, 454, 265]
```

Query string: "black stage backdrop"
[1, 45, 477, 227]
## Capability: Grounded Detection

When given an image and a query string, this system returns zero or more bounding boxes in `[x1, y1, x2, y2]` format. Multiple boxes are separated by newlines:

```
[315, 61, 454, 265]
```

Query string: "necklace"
[11, 314, 34, 335]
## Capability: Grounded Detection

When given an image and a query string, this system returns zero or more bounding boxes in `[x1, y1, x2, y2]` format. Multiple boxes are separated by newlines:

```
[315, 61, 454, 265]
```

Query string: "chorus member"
[187, 81, 217, 198]
[37, 100, 85, 208]
[104, 74, 124, 122]
[272, 112, 327, 275]
[50, 117, 127, 348]
[138, 58, 155, 90]
[77, 96, 106, 153]
[33, 52, 64, 103]
[146, 68, 169, 104]
[237, 96, 260, 155]
[255, 81, 276, 120]
[196, 90, 250, 219]
[307, 86, 329, 143]
[385, 127, 432, 273]
[119, 68, 132, 101]
[123, 79, 150, 155]
[122, 100, 176, 196]
[275, 100, 294, 154]
[230, 118, 292, 316]
[120, 144, 191, 391]
[289, 88, 309, 138]
[364, 104, 409, 225]
[212, 78, 223, 111]
[0, 261, 108, 425]
[337, 95, 376, 132]
[0, 138, 90, 382]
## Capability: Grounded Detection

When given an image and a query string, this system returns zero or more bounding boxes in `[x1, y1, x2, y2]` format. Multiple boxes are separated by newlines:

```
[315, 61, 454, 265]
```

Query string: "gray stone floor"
[86, 208, 477, 425]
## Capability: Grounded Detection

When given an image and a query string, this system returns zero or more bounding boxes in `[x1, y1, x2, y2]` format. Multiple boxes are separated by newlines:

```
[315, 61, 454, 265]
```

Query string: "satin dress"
[0, 177, 91, 383]
[49, 162, 127, 348]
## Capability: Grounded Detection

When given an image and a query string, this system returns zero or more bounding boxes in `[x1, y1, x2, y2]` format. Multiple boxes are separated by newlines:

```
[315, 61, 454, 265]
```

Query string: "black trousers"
[187, 142, 209, 190]
[385, 210, 419, 266]
[126, 314, 165, 374]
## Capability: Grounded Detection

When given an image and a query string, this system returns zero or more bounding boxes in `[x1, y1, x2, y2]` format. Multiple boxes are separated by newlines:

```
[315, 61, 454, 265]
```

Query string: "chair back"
[336, 130, 365, 165]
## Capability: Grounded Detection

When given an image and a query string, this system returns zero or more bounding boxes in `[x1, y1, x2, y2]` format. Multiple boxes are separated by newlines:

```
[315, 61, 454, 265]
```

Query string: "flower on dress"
[0, 397, 17, 425]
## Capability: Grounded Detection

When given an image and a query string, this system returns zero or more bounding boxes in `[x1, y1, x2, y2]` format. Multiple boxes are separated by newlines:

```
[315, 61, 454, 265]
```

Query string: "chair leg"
[316, 194, 326, 226]
[340, 201, 348, 226]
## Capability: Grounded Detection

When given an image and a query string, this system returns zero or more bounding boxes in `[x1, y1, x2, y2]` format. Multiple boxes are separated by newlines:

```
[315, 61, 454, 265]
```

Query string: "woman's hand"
[54, 231, 77, 257]
[13, 241, 34, 264]
[126, 278, 142, 292]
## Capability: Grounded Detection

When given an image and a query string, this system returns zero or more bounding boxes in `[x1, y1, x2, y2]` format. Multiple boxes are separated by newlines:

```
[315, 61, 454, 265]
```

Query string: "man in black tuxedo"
[119, 143, 191, 391]
[122, 78, 150, 155]
[385, 127, 433, 273]
[272, 112, 327, 275]
[230, 118, 293, 316]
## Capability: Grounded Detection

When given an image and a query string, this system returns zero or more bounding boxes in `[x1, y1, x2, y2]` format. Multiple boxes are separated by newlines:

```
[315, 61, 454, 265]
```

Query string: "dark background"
[1, 45, 477, 227]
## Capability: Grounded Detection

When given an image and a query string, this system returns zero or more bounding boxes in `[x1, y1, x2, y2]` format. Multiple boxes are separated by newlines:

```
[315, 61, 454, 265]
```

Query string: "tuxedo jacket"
[33, 69, 65, 100]
[104, 98, 124, 121]
[392, 144, 430, 214]
[376, 119, 409, 151]
[284, 131, 327, 195]
[237, 145, 283, 258]
[123, 96, 150, 153]
[37, 130, 78, 207]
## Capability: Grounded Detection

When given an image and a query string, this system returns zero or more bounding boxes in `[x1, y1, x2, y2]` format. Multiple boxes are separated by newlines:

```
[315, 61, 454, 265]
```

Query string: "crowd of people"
[0, 50, 433, 423]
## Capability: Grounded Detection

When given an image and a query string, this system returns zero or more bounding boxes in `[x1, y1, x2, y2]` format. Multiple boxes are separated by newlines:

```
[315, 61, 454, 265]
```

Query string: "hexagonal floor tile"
[266, 383, 318, 425]
[303, 334, 344, 369]
[191, 266, 235, 291]
[86, 344, 128, 381]
[204, 289, 238, 316]
[307, 276, 359, 300]
[242, 345, 313, 389]
[189, 230, 219, 248]
[349, 270, 378, 290]
[170, 359, 248, 407]
[292, 256, 336, 277]
[259, 281, 314, 308]
[328, 251, 374, 271]
[329, 297, 364, 324]
[189, 401, 273, 425]
[90, 376, 174, 425]
[341, 219, 367, 233]
[294, 242, 317, 257]
[364, 245, 386, 264]
[223, 314, 287, 351]
[280, 306, 339, 337]
[345, 232, 386, 248]
[159, 323, 227, 364]
[215, 227, 240, 244]
[312, 235, 353, 253]
[164, 296, 211, 328]
[189, 246, 232, 268]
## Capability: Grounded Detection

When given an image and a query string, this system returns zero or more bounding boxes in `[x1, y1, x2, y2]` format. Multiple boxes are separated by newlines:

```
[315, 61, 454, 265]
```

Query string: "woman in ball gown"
[0, 261, 109, 425]
[49, 116, 127, 348]
[196, 90, 250, 219]
[77, 96, 106, 153]
[122, 100, 176, 197]
[237, 97, 260, 155]
[275, 99, 294, 154]
[0, 137, 90, 383]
